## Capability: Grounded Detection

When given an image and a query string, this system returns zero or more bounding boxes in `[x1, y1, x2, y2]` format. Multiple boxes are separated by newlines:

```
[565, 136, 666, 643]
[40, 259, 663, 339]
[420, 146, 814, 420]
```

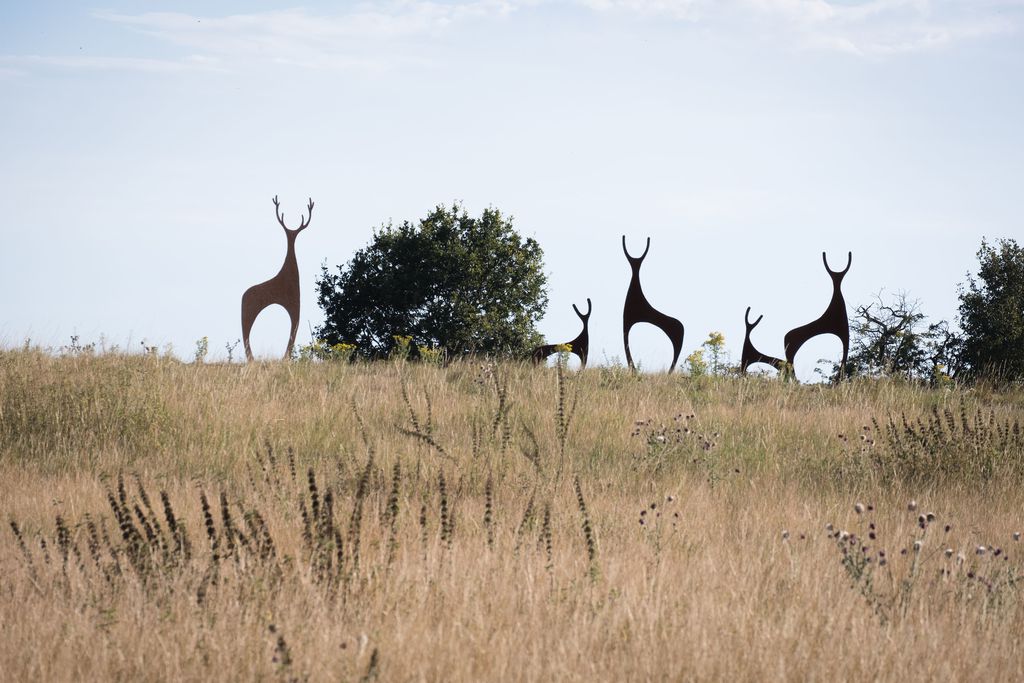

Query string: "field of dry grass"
[2, 349, 1023, 681]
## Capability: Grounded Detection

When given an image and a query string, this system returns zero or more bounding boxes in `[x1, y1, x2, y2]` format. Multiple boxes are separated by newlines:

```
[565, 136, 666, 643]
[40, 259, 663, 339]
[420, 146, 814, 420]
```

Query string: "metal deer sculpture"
[241, 195, 314, 362]
[622, 236, 685, 372]
[783, 251, 852, 378]
[740, 307, 787, 374]
[532, 298, 592, 368]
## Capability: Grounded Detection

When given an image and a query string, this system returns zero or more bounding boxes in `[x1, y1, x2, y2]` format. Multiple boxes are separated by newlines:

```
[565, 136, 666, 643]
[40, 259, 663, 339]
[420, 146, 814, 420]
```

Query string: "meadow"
[2, 348, 1023, 681]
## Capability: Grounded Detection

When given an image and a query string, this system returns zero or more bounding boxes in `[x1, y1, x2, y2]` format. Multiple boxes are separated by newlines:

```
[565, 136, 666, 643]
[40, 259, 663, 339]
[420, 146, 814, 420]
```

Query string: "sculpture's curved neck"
[277, 232, 299, 279]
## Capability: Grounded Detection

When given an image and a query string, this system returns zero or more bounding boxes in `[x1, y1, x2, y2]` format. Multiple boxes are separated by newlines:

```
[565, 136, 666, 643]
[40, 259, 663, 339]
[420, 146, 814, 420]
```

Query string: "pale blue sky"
[1, 1, 1022, 374]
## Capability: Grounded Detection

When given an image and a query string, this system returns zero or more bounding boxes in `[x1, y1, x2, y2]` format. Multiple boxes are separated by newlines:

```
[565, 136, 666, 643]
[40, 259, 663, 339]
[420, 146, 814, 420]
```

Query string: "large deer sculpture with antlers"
[783, 251, 851, 378]
[241, 195, 314, 362]
[622, 236, 685, 373]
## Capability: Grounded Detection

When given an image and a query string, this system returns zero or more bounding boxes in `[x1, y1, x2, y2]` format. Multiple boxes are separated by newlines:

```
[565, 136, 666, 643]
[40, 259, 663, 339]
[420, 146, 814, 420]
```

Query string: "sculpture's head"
[573, 298, 592, 323]
[273, 195, 315, 238]
[622, 236, 651, 271]
[823, 251, 852, 285]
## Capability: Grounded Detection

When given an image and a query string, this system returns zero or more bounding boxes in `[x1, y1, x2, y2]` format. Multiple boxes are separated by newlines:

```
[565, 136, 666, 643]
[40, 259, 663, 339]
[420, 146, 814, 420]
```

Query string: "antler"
[822, 251, 852, 276]
[297, 197, 315, 232]
[745, 306, 763, 329]
[272, 195, 315, 232]
[573, 298, 593, 320]
[273, 195, 286, 230]
[622, 236, 651, 261]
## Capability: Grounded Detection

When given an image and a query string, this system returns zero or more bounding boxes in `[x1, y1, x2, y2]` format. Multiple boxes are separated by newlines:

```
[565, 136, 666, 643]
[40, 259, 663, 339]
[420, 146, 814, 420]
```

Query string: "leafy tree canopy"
[958, 238, 1024, 381]
[315, 203, 548, 359]
[843, 291, 960, 383]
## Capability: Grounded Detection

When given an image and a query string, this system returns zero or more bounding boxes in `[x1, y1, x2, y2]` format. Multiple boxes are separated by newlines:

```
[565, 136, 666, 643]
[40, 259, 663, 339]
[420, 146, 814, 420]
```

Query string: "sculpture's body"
[241, 196, 314, 362]
[622, 236, 684, 372]
[783, 252, 851, 378]
[532, 298, 592, 368]
[740, 307, 787, 374]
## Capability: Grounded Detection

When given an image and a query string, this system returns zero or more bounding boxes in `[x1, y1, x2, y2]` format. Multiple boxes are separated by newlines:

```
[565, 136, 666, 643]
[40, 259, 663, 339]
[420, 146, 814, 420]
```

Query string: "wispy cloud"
[1, 2, 521, 77]
[1, 0, 1019, 78]
[577, 0, 1021, 55]
[0, 54, 225, 75]
[91, 2, 520, 72]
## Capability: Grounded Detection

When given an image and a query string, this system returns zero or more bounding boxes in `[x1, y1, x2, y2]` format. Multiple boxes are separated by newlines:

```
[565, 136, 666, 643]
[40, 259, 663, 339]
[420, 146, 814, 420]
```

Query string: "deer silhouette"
[241, 195, 314, 362]
[622, 236, 685, 372]
[740, 307, 787, 374]
[532, 298, 592, 368]
[783, 251, 851, 378]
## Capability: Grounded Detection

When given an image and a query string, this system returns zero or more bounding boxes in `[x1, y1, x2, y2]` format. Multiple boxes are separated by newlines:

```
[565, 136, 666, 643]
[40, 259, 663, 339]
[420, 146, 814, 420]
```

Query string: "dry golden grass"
[2, 349, 1023, 681]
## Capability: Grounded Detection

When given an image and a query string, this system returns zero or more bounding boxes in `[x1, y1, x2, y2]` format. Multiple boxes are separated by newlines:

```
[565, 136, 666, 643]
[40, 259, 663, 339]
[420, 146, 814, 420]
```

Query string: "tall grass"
[1, 348, 1023, 680]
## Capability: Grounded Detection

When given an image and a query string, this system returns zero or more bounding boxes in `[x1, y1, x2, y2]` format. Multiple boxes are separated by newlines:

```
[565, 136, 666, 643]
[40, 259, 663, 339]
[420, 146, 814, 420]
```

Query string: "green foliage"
[315, 203, 548, 359]
[684, 348, 707, 377]
[844, 291, 959, 383]
[296, 339, 356, 362]
[194, 336, 209, 364]
[958, 238, 1024, 381]
[702, 331, 727, 375]
[390, 335, 413, 362]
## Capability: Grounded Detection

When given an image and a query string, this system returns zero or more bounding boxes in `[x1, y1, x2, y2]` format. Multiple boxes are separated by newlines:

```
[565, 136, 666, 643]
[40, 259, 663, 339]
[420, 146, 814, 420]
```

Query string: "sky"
[1, 0, 1022, 375]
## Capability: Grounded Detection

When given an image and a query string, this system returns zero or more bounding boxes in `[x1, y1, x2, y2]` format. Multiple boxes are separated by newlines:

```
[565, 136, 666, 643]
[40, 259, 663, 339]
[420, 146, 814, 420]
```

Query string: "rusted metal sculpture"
[532, 298, 592, 368]
[783, 251, 851, 378]
[622, 236, 684, 372]
[241, 195, 314, 362]
[740, 307, 787, 374]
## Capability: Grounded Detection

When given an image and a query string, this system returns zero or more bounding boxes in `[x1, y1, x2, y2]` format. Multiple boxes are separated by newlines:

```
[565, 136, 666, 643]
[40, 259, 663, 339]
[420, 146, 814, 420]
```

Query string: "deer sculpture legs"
[783, 251, 852, 378]
[532, 298, 592, 368]
[242, 288, 300, 362]
[622, 236, 684, 372]
[241, 196, 314, 362]
[740, 307, 787, 374]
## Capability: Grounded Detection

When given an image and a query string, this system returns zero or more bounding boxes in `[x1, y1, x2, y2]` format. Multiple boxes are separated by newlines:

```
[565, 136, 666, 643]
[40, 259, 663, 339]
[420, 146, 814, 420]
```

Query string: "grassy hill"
[2, 349, 1023, 680]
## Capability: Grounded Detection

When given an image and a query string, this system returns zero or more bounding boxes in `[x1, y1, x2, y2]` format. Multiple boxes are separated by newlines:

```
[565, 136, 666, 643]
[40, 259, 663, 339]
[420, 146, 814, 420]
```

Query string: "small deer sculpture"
[241, 195, 314, 362]
[783, 251, 851, 378]
[622, 236, 685, 372]
[739, 307, 787, 374]
[532, 298, 592, 368]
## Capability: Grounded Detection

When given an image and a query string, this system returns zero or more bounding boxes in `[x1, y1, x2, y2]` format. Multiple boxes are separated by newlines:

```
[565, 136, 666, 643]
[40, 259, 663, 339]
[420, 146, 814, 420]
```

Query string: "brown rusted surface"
[532, 298, 592, 368]
[622, 236, 684, 372]
[740, 307, 787, 374]
[241, 195, 314, 362]
[783, 251, 851, 379]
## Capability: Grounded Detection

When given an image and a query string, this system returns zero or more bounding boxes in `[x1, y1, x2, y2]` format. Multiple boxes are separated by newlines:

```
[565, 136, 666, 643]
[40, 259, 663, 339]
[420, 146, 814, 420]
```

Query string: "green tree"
[958, 238, 1024, 381]
[315, 203, 548, 359]
[844, 291, 959, 382]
